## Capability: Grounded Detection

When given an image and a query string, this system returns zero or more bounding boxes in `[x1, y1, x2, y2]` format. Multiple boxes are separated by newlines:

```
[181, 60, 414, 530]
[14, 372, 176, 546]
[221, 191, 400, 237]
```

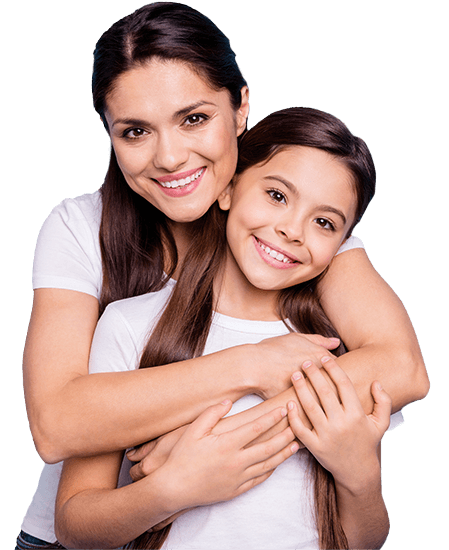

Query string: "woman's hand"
[253, 333, 340, 399]
[152, 400, 299, 510]
[287, 356, 392, 492]
[127, 426, 187, 482]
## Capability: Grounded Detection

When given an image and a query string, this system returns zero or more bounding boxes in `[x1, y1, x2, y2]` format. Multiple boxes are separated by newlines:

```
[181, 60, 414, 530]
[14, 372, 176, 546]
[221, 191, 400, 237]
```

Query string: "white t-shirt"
[22, 192, 368, 543]
[89, 288, 403, 550]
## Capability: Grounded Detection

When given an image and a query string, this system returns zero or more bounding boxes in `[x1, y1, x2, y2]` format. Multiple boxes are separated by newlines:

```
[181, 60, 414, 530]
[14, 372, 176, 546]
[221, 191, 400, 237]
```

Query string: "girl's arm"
[319, 248, 429, 413]
[55, 403, 298, 549]
[24, 288, 337, 463]
[287, 356, 391, 550]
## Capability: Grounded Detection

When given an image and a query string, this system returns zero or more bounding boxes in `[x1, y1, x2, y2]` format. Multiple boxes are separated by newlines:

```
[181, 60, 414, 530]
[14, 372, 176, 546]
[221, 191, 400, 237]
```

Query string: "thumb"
[302, 333, 340, 350]
[370, 381, 392, 434]
[189, 399, 233, 437]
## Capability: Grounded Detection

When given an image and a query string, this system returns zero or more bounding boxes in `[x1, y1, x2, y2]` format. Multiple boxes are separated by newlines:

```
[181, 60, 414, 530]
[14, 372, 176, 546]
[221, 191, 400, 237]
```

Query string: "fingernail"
[292, 371, 303, 381]
[281, 407, 287, 417]
[302, 361, 313, 369]
[221, 399, 231, 405]
[376, 382, 383, 391]
[288, 401, 296, 411]
[291, 442, 300, 453]
[126, 449, 136, 457]
[321, 356, 331, 364]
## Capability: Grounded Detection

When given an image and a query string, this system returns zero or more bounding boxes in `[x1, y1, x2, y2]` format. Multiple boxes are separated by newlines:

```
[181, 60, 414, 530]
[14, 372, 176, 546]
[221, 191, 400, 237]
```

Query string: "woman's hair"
[128, 107, 376, 549]
[92, 2, 247, 314]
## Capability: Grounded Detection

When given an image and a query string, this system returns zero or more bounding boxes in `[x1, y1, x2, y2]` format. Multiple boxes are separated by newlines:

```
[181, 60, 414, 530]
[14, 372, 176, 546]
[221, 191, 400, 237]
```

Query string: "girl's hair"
[92, 2, 247, 314]
[128, 107, 376, 550]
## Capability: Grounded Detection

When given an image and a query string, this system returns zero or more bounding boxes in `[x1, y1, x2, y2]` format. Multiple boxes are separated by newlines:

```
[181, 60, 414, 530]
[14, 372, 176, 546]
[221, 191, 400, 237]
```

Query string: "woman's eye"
[267, 189, 286, 204]
[315, 217, 335, 231]
[184, 114, 208, 126]
[123, 128, 147, 139]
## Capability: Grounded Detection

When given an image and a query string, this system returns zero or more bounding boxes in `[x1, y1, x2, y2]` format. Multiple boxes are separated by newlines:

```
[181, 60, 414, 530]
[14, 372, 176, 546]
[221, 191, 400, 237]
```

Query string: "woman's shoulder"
[47, 190, 102, 228]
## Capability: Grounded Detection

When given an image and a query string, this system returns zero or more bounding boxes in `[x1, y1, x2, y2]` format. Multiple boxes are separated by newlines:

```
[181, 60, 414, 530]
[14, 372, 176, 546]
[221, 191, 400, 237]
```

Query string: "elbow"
[30, 408, 70, 464]
[394, 346, 430, 409]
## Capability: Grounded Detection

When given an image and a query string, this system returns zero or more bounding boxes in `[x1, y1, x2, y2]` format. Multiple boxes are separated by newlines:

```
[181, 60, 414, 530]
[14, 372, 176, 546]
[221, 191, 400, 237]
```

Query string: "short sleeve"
[336, 235, 364, 256]
[388, 411, 404, 431]
[32, 193, 103, 299]
[88, 305, 140, 374]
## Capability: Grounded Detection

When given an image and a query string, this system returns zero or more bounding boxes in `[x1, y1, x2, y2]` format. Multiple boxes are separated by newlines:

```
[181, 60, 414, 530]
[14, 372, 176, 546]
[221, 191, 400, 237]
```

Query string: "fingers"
[229, 406, 289, 448]
[290, 368, 328, 428]
[370, 381, 392, 433]
[126, 440, 157, 463]
[243, 427, 300, 480]
[188, 400, 234, 437]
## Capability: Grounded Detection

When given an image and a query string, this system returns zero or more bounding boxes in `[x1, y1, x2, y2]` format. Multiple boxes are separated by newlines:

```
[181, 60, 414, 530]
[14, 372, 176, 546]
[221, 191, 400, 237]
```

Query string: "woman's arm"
[319, 248, 429, 413]
[24, 288, 336, 463]
[55, 402, 298, 549]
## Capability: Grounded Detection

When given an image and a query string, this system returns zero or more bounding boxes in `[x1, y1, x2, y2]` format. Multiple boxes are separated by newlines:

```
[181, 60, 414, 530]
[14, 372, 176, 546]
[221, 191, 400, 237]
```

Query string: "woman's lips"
[154, 167, 205, 196]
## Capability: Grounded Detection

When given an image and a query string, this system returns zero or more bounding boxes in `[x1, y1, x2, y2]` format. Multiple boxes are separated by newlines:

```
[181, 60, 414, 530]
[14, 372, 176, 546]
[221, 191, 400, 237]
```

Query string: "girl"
[19, 2, 427, 548]
[55, 107, 398, 550]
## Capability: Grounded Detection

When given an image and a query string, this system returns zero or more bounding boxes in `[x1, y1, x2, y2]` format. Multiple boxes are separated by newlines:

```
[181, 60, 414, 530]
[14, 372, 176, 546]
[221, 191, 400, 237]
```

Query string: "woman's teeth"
[258, 241, 294, 263]
[158, 168, 204, 189]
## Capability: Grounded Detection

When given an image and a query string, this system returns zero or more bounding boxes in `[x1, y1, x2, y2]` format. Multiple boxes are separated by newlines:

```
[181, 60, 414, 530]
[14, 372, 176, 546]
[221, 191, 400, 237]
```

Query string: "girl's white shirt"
[22, 192, 399, 545]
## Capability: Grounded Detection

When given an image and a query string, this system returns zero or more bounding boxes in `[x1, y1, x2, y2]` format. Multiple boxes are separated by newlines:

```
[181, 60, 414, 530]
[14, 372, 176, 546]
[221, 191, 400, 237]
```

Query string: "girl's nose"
[152, 131, 189, 173]
[276, 215, 305, 244]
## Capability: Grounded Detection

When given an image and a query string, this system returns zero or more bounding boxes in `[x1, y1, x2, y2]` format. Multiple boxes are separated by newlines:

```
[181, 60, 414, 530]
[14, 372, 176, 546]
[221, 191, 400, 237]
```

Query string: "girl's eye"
[184, 113, 208, 126]
[315, 217, 336, 231]
[123, 128, 147, 139]
[267, 189, 287, 204]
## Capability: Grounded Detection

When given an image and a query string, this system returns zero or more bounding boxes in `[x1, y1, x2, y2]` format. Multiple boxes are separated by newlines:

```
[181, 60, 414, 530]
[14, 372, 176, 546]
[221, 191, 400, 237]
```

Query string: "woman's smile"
[105, 59, 249, 224]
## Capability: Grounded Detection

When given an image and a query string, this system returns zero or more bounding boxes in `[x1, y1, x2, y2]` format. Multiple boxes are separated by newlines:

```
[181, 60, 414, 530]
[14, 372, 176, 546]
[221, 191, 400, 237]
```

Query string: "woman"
[18, 2, 428, 549]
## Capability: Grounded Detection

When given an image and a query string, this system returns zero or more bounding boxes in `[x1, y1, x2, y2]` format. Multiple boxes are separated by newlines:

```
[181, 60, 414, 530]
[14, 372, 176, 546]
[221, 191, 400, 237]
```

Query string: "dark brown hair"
[128, 107, 376, 549]
[92, 2, 247, 314]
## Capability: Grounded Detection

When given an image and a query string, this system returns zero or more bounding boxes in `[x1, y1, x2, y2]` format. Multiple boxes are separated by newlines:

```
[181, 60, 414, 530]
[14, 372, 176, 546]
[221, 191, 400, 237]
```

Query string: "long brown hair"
[91, 2, 248, 314]
[128, 107, 376, 549]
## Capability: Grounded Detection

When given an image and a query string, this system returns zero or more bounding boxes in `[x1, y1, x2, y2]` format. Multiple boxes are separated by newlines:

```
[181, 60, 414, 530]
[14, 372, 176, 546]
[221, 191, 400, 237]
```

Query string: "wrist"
[334, 457, 381, 497]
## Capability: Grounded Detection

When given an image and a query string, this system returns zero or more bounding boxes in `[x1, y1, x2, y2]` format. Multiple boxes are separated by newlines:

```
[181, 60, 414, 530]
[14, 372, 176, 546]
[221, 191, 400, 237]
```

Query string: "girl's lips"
[253, 236, 301, 269]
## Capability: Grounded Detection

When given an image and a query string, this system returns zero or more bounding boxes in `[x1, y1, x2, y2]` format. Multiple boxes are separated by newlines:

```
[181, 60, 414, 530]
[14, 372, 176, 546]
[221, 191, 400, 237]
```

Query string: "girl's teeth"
[258, 241, 293, 263]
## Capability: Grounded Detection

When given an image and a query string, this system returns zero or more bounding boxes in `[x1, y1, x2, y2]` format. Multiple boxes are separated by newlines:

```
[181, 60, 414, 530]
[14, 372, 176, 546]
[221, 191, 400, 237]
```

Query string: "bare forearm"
[56, 476, 174, 549]
[335, 343, 427, 414]
[336, 465, 389, 549]
[39, 346, 254, 463]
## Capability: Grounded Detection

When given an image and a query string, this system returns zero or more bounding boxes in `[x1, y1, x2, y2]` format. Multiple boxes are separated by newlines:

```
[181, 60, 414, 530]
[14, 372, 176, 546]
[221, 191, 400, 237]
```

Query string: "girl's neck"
[214, 247, 281, 322]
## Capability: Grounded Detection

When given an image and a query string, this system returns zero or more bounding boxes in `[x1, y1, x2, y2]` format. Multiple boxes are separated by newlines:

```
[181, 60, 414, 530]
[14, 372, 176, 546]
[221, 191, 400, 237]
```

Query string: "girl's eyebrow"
[264, 175, 347, 224]
[263, 175, 299, 196]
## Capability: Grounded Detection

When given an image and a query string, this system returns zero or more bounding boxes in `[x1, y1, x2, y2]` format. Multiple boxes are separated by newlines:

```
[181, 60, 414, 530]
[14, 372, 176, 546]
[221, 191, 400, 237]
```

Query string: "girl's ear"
[236, 86, 250, 136]
[218, 183, 233, 211]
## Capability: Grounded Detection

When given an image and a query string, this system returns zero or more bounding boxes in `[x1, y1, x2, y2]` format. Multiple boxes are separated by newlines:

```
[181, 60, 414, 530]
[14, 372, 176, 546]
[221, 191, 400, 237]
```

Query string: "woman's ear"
[218, 183, 233, 211]
[236, 86, 250, 136]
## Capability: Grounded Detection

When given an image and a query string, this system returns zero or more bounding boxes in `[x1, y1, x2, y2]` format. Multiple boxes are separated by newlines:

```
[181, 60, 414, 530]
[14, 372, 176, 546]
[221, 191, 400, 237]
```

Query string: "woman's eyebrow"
[174, 101, 216, 119]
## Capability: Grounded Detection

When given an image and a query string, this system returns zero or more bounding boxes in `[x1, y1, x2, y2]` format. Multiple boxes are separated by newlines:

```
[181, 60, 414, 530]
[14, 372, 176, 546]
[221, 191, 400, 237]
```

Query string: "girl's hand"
[287, 356, 392, 492]
[254, 333, 341, 399]
[154, 400, 299, 510]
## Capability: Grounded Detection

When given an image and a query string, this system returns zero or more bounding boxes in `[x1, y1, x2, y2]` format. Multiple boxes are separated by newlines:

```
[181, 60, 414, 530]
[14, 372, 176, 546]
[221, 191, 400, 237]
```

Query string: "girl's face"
[219, 147, 357, 297]
[105, 59, 249, 224]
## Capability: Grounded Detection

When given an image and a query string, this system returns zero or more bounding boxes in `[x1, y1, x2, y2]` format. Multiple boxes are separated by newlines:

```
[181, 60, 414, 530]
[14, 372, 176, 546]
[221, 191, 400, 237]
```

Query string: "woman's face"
[105, 59, 249, 224]
[218, 147, 357, 295]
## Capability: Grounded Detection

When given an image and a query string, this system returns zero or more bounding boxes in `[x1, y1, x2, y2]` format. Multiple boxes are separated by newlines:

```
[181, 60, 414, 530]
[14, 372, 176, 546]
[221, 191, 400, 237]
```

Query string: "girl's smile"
[105, 59, 249, 224]
[217, 146, 357, 317]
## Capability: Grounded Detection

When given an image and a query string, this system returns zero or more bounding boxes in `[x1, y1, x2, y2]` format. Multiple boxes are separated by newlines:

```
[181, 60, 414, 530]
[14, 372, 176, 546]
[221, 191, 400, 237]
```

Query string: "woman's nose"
[152, 131, 189, 172]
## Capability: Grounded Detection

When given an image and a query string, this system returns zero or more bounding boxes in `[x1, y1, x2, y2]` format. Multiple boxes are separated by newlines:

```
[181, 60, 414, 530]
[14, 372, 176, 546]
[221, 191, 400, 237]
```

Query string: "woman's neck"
[214, 247, 281, 322]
